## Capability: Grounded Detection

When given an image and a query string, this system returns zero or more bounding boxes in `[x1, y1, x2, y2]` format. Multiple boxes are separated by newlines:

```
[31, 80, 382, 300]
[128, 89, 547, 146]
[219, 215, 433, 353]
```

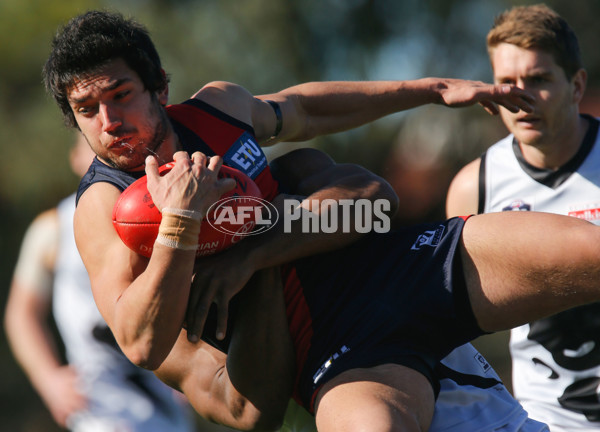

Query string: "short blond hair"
[487, 4, 582, 80]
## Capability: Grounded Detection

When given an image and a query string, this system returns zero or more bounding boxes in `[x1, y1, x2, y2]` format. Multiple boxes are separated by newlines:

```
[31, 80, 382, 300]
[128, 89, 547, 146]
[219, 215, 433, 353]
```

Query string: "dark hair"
[43, 10, 169, 127]
[487, 4, 583, 80]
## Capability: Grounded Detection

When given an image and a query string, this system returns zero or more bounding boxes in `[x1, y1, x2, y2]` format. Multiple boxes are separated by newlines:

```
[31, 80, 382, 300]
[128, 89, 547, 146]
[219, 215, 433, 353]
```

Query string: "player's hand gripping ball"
[112, 162, 263, 258]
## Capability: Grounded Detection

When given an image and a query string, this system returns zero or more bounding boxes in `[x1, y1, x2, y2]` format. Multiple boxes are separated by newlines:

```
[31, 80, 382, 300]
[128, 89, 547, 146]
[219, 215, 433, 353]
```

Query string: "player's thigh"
[460, 211, 600, 332]
[314, 363, 434, 432]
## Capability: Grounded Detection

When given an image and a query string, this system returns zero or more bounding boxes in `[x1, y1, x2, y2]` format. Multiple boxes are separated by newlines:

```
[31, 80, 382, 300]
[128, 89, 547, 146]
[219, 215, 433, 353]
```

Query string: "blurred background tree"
[1, 0, 599, 430]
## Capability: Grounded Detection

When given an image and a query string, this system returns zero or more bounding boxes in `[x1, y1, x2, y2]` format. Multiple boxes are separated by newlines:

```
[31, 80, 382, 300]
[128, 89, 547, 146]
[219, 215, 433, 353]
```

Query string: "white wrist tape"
[155, 209, 201, 251]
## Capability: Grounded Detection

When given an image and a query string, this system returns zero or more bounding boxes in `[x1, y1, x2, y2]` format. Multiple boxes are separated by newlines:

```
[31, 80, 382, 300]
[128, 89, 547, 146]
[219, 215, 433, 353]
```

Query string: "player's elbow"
[230, 404, 286, 432]
[221, 384, 288, 431]
[121, 340, 167, 371]
[123, 348, 154, 370]
[346, 167, 400, 218]
[369, 172, 399, 217]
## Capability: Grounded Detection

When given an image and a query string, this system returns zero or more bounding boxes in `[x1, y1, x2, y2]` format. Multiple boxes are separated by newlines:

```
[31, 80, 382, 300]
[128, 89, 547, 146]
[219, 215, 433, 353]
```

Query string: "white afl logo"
[207, 196, 279, 237]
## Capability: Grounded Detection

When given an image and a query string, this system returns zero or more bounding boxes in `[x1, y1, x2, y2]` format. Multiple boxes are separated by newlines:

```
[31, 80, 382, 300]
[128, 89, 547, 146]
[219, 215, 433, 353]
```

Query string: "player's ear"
[158, 68, 169, 106]
[571, 68, 587, 105]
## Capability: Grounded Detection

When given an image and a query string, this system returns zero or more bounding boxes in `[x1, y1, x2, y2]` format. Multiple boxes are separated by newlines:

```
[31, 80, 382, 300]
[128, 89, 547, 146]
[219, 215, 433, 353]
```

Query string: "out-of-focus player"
[4, 134, 195, 432]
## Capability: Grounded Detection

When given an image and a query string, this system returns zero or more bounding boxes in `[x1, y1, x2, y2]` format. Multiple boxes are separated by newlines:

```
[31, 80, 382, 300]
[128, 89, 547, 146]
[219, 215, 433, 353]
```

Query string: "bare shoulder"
[12, 207, 60, 283]
[193, 80, 247, 99]
[446, 158, 481, 218]
[27, 207, 59, 243]
[74, 182, 138, 265]
[192, 81, 254, 121]
[75, 182, 121, 235]
[193, 81, 280, 143]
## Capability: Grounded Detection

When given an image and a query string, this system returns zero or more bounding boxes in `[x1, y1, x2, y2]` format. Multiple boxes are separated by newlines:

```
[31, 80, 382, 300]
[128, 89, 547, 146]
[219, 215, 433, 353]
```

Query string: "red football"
[112, 162, 264, 258]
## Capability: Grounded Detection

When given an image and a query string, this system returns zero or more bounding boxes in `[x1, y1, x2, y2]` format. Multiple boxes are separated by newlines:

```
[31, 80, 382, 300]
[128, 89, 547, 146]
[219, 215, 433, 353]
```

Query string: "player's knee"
[314, 365, 434, 432]
[316, 406, 424, 432]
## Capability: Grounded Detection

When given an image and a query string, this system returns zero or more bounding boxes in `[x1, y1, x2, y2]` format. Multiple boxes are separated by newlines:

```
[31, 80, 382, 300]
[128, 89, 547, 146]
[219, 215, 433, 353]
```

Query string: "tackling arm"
[193, 78, 534, 146]
[186, 147, 399, 341]
[261, 78, 534, 144]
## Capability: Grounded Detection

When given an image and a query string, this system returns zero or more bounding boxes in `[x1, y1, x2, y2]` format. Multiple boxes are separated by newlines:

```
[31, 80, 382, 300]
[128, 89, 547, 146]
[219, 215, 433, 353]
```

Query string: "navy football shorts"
[288, 216, 484, 412]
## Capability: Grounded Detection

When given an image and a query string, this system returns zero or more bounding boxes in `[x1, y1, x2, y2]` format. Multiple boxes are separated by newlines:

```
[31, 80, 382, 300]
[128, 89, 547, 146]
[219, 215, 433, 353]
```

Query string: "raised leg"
[460, 211, 600, 332]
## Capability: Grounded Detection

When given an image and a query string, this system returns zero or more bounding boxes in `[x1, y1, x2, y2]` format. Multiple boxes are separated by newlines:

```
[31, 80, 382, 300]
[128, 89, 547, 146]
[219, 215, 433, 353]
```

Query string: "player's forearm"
[245, 165, 398, 269]
[112, 246, 196, 369]
[274, 78, 447, 142]
[4, 292, 63, 392]
[272, 78, 533, 143]
[248, 195, 389, 270]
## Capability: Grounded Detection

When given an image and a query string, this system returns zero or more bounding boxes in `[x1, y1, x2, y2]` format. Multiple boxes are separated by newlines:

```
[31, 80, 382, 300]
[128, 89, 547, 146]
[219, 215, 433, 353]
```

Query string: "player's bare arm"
[185, 147, 398, 342]
[446, 158, 481, 218]
[5, 210, 88, 426]
[75, 181, 188, 369]
[193, 79, 534, 146]
[75, 152, 234, 369]
[256, 78, 534, 144]
[263, 147, 400, 255]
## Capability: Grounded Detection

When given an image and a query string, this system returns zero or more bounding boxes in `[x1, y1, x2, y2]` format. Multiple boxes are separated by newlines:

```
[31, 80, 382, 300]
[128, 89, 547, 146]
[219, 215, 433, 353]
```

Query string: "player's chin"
[107, 154, 147, 172]
[512, 128, 544, 146]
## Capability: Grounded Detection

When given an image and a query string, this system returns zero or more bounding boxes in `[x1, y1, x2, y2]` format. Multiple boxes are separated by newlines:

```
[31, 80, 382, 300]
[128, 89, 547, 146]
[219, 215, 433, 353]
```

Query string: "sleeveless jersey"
[53, 194, 194, 432]
[431, 344, 548, 432]
[480, 115, 600, 430]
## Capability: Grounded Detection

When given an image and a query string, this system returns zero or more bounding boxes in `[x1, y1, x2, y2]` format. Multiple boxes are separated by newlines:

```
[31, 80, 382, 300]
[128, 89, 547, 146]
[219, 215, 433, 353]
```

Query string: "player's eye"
[77, 105, 97, 116]
[498, 78, 515, 85]
[114, 90, 131, 101]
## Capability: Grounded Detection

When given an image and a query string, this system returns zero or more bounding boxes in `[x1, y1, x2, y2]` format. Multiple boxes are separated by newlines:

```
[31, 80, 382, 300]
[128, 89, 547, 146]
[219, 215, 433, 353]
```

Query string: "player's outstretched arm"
[193, 78, 534, 145]
[257, 78, 534, 144]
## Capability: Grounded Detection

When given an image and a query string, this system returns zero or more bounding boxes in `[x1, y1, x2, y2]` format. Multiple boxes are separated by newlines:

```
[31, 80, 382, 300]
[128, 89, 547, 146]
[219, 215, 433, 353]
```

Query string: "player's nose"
[99, 102, 123, 132]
